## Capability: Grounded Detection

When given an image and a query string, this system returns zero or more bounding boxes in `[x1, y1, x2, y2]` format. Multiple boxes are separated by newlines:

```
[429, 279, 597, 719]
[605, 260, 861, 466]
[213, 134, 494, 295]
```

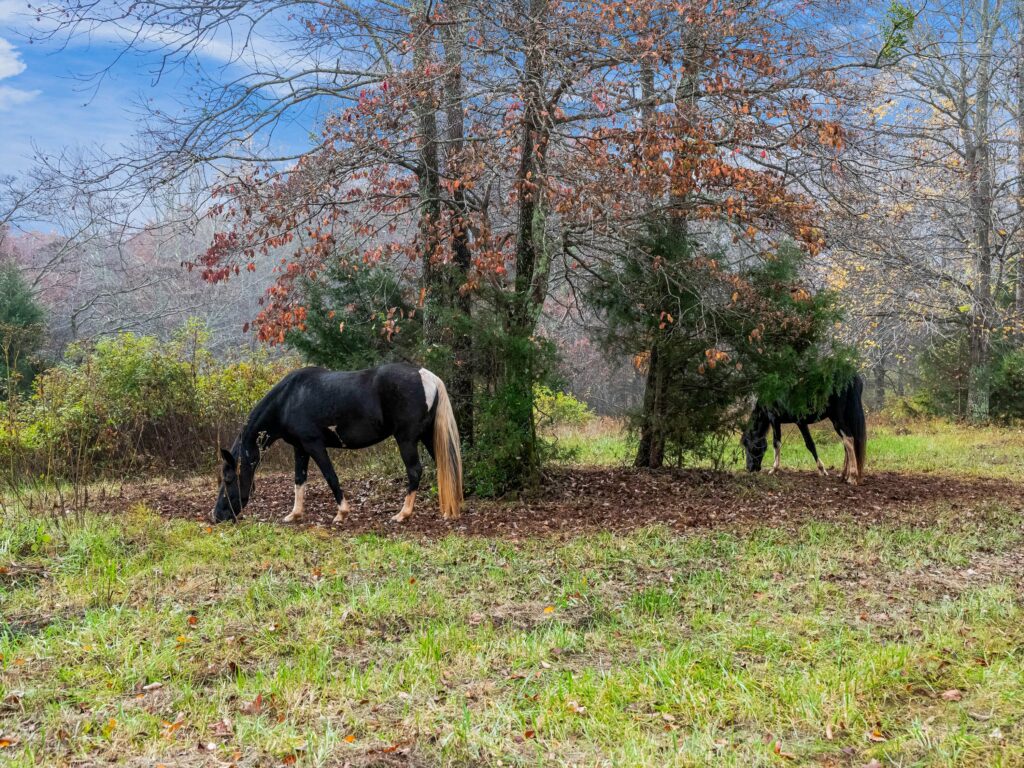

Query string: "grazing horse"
[741, 375, 866, 484]
[212, 363, 462, 524]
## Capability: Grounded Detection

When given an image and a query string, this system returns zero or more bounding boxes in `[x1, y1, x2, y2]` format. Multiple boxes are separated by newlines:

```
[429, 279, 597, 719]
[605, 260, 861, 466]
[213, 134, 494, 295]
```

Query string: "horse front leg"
[282, 446, 310, 523]
[305, 440, 350, 523]
[798, 423, 827, 476]
[392, 438, 423, 523]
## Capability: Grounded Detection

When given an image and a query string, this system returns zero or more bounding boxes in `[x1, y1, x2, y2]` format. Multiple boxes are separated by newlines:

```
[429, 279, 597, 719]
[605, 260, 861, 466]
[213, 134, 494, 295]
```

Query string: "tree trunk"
[495, 0, 551, 489]
[634, 343, 667, 468]
[873, 358, 886, 411]
[633, 24, 701, 468]
[965, 0, 996, 422]
[412, 0, 442, 341]
[968, 317, 991, 421]
[440, 0, 474, 445]
[1016, 0, 1024, 327]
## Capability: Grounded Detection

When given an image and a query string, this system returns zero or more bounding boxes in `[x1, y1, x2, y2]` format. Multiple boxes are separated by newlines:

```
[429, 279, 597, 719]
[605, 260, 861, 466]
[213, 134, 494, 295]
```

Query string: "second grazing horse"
[741, 374, 866, 484]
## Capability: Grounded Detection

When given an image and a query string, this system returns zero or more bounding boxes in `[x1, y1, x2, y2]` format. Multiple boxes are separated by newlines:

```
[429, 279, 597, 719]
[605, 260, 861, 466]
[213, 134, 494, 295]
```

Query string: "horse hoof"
[282, 512, 303, 523]
[391, 513, 409, 523]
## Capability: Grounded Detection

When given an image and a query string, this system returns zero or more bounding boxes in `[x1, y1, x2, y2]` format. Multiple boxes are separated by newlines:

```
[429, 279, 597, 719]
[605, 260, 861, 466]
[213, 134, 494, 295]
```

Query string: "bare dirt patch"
[98, 467, 1024, 538]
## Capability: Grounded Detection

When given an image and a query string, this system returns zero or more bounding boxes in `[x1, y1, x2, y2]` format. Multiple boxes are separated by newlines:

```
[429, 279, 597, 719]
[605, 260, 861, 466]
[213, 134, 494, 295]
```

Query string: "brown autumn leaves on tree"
[35, 0, 871, 479]
[183, 0, 848, 472]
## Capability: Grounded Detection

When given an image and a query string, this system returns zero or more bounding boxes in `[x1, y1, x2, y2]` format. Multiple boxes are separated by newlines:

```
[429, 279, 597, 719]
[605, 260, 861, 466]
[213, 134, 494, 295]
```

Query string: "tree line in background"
[2, 0, 1024, 491]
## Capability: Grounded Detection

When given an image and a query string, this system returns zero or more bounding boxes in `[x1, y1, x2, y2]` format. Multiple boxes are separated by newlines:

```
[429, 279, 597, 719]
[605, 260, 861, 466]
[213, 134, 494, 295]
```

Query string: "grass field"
[555, 418, 1024, 478]
[2, 419, 1024, 767]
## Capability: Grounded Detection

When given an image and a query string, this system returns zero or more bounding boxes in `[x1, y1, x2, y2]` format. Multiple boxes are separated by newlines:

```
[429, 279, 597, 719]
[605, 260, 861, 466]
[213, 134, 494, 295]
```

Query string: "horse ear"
[220, 448, 235, 467]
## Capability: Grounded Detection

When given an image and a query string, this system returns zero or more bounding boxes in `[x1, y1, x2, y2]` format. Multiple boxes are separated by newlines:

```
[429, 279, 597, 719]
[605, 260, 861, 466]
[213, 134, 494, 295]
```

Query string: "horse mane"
[235, 371, 298, 461]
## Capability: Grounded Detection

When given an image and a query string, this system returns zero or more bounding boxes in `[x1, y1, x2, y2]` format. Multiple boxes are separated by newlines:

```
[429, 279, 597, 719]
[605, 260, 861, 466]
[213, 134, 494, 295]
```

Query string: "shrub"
[587, 223, 857, 468]
[0, 320, 288, 482]
[917, 334, 1024, 422]
[285, 260, 421, 370]
[533, 385, 593, 428]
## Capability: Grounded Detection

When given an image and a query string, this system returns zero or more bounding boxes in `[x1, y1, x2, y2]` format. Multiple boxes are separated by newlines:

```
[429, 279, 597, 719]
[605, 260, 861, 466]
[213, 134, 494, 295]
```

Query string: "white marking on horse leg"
[282, 484, 305, 523]
[332, 497, 351, 524]
[391, 491, 417, 523]
[767, 440, 781, 474]
[816, 459, 828, 476]
[418, 368, 439, 409]
[842, 436, 858, 485]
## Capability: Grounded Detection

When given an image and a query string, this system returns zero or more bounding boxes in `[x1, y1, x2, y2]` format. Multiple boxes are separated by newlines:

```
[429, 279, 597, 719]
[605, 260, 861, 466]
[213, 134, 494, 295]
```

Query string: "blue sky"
[0, 0, 314, 178]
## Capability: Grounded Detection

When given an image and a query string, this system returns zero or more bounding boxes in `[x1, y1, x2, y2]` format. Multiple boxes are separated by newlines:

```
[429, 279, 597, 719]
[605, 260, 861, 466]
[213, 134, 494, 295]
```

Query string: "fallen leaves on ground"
[99, 467, 1024, 540]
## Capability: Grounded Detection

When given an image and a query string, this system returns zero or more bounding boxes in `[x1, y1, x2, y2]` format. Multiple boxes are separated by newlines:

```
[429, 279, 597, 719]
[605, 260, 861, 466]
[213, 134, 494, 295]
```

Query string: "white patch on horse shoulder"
[327, 424, 346, 447]
[419, 368, 439, 409]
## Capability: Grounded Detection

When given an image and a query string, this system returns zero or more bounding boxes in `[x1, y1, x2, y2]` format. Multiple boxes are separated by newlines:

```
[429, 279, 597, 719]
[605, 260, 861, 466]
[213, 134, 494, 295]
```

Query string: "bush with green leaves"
[0, 261, 46, 396]
[285, 260, 422, 370]
[918, 333, 1024, 422]
[0, 320, 288, 480]
[533, 385, 593, 428]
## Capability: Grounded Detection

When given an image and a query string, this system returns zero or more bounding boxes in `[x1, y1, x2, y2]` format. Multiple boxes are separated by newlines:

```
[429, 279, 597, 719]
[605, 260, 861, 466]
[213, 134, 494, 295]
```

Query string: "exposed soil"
[98, 466, 1024, 539]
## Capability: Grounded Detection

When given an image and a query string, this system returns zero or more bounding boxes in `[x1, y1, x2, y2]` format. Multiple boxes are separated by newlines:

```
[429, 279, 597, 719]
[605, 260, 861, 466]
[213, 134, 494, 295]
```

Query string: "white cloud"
[0, 0, 24, 24]
[0, 36, 27, 79]
[0, 36, 37, 109]
[0, 83, 39, 109]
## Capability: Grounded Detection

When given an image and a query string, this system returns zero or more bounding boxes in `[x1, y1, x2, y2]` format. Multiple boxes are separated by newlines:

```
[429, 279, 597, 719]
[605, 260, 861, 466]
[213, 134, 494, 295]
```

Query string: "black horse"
[741, 375, 866, 484]
[212, 363, 462, 523]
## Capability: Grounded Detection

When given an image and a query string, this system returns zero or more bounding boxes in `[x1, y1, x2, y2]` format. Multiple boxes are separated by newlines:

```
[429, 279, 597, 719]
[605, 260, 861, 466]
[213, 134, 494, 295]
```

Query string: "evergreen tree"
[285, 261, 422, 370]
[588, 223, 856, 467]
[0, 262, 46, 396]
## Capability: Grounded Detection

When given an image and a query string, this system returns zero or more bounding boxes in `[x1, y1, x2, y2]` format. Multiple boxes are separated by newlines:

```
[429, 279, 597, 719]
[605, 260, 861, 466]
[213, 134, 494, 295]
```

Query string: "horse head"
[741, 426, 768, 472]
[212, 446, 257, 522]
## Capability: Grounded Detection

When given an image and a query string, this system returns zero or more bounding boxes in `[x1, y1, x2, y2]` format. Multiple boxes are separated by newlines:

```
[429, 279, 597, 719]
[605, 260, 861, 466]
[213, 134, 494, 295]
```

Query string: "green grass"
[3, 500, 1024, 766]
[552, 417, 1024, 477]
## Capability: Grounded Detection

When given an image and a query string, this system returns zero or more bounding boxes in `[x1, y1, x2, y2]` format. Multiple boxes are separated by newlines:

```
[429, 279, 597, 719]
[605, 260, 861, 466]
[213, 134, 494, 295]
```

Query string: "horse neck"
[750, 406, 771, 438]
[237, 413, 268, 470]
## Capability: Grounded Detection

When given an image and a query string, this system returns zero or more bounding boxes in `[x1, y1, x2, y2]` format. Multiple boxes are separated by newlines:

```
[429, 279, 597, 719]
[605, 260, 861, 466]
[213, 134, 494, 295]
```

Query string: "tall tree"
[831, 0, 1023, 421]
[45, 0, 851, 483]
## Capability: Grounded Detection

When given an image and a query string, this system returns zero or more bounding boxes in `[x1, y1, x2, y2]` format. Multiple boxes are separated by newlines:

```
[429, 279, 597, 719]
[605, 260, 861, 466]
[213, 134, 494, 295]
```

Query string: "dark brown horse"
[741, 375, 866, 484]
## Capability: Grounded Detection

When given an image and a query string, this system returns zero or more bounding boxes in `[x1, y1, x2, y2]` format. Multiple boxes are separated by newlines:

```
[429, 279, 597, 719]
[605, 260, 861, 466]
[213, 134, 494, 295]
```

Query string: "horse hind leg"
[843, 435, 859, 485]
[392, 438, 422, 523]
[839, 432, 856, 485]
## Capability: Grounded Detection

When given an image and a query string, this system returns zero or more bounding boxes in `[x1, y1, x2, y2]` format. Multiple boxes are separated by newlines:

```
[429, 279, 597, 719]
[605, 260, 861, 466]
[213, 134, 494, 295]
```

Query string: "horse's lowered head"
[740, 403, 773, 472]
[212, 446, 257, 522]
[740, 429, 768, 472]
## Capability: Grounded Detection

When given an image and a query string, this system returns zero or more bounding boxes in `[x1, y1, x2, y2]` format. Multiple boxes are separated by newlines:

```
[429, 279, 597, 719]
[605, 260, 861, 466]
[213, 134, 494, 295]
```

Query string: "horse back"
[270, 363, 430, 446]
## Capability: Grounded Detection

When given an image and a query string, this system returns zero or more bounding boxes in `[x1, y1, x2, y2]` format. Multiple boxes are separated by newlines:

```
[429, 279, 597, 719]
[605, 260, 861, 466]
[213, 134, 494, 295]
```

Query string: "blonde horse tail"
[424, 370, 463, 519]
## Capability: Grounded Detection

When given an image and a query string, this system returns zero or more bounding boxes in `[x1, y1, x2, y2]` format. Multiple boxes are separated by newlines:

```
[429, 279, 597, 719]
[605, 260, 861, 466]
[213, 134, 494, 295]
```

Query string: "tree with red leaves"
[44, 0, 851, 488]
